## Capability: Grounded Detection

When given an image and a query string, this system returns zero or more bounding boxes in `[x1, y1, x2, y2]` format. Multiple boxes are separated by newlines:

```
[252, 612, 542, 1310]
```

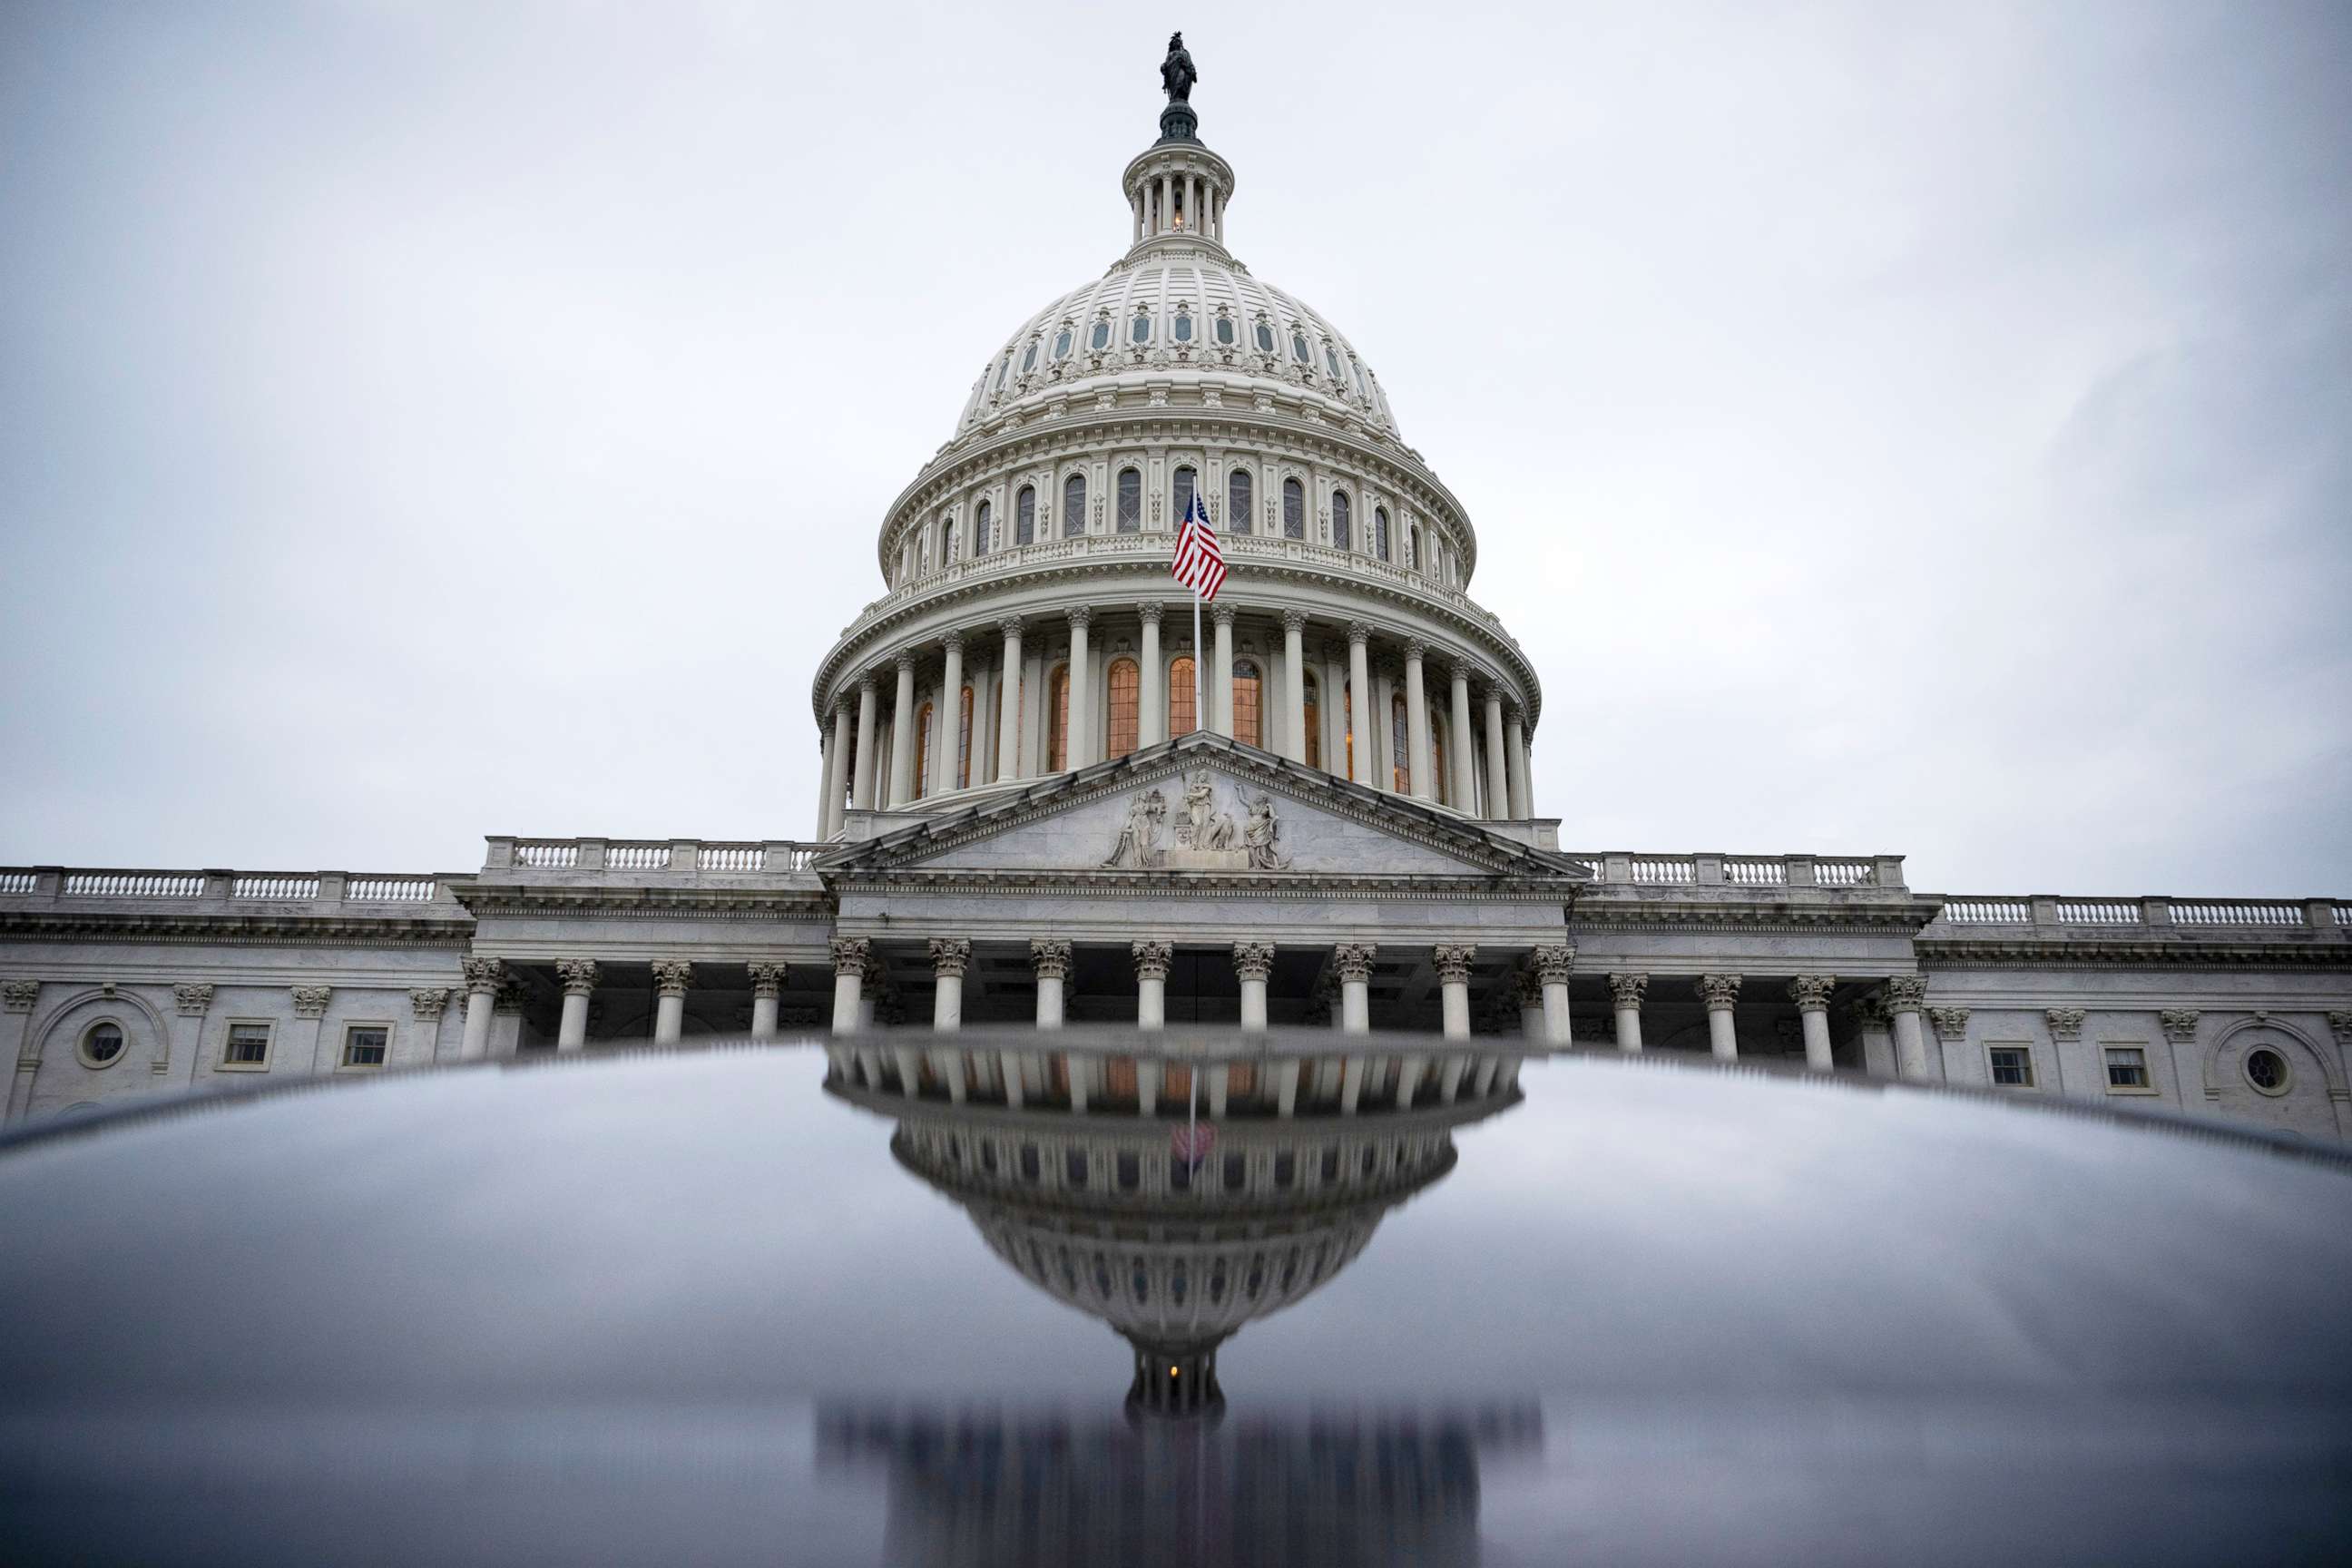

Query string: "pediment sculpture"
[1106, 771, 1288, 872]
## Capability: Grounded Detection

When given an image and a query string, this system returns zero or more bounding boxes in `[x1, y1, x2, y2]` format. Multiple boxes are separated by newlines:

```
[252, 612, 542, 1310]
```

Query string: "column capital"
[493, 979, 527, 1015]
[1232, 940, 1276, 981]
[1446, 662, 1473, 688]
[1030, 938, 1073, 979]
[1346, 620, 1374, 648]
[1926, 1004, 1970, 1038]
[1696, 973, 1741, 1011]
[1132, 939, 1172, 980]
[858, 672, 880, 694]
[652, 960, 694, 998]
[829, 937, 873, 978]
[997, 614, 1024, 639]
[928, 937, 972, 977]
[1066, 605, 1092, 630]
[1788, 975, 1837, 1014]
[894, 650, 918, 675]
[173, 983, 215, 1017]
[746, 960, 788, 997]
[1607, 972, 1648, 1008]
[1402, 636, 1429, 662]
[556, 959, 600, 996]
[2, 979, 37, 1013]
[460, 956, 504, 995]
[1531, 943, 1575, 985]
[1515, 968, 1544, 1005]
[409, 987, 451, 1021]
[291, 985, 332, 1019]
[1138, 601, 1164, 626]
[836, 693, 858, 716]
[1209, 601, 1239, 627]
[2158, 1008, 2200, 1044]
[1882, 975, 1927, 1014]
[940, 629, 964, 655]
[1433, 943, 1477, 985]
[2328, 1011, 2352, 1047]
[1280, 607, 1309, 633]
[1333, 942, 1377, 983]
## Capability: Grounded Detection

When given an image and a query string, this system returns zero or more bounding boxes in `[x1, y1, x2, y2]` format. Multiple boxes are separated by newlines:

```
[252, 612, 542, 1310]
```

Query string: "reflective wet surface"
[3, 1034, 2349, 1564]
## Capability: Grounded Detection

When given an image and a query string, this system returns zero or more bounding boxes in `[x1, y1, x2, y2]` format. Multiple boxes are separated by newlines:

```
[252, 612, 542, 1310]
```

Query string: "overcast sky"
[3, 1, 2347, 895]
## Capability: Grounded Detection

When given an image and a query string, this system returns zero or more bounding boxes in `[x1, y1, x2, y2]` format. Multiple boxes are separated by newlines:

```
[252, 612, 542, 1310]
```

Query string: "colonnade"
[818, 604, 1536, 838]
[1598, 970, 1932, 1076]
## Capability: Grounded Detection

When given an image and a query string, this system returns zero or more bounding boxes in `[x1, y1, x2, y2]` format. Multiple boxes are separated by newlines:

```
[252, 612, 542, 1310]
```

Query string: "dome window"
[1291, 330, 1310, 365]
[973, 499, 991, 558]
[1227, 468, 1252, 534]
[1374, 505, 1391, 562]
[1020, 339, 1038, 373]
[1254, 318, 1275, 353]
[1331, 490, 1351, 551]
[1054, 327, 1073, 359]
[1090, 318, 1112, 351]
[1131, 312, 1152, 345]
[1173, 310, 1193, 343]
[1172, 465, 1196, 524]
[1282, 476, 1305, 540]
[1215, 315, 1235, 346]
[993, 355, 1011, 392]
[1116, 467, 1142, 533]
[1015, 485, 1036, 545]
[1324, 344, 1344, 379]
[1064, 473, 1087, 538]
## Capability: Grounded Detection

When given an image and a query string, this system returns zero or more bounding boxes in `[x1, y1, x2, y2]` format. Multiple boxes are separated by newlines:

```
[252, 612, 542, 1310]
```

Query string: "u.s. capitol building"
[5, 44, 2347, 1140]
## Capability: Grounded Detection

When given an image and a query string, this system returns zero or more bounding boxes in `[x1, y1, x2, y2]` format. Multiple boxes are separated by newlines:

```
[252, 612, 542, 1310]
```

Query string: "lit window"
[1054, 328, 1072, 359]
[1107, 658, 1140, 755]
[1374, 506, 1391, 562]
[1233, 660, 1262, 746]
[1172, 465, 1196, 524]
[1016, 485, 1035, 544]
[1047, 666, 1070, 771]
[222, 1023, 270, 1068]
[956, 686, 974, 789]
[1228, 468, 1252, 534]
[1302, 673, 1321, 769]
[1215, 315, 1235, 345]
[1331, 490, 1351, 551]
[1341, 679, 1355, 776]
[1168, 656, 1198, 737]
[1090, 318, 1111, 350]
[1131, 312, 1151, 344]
[1174, 310, 1193, 343]
[1989, 1047, 2034, 1087]
[2104, 1046, 2151, 1090]
[79, 1021, 125, 1068]
[974, 499, 992, 557]
[1391, 694, 1410, 792]
[1063, 474, 1086, 537]
[1254, 318, 1274, 353]
[341, 1025, 387, 1069]
[1116, 468, 1141, 533]
[2245, 1047, 2289, 1094]
[1291, 330, 1310, 364]
[1282, 477, 1305, 539]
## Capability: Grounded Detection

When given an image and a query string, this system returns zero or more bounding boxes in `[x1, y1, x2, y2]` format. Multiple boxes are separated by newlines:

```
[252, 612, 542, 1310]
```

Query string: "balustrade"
[63, 872, 205, 897]
[346, 877, 437, 902]
[232, 876, 321, 900]
[604, 843, 669, 870]
[514, 842, 580, 868]
[1723, 858, 1786, 887]
[2054, 900, 2141, 925]
[2170, 900, 2302, 926]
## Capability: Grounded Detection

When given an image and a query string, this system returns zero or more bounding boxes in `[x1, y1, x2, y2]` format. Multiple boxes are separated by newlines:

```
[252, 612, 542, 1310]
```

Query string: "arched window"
[957, 685, 975, 789]
[1406, 524, 1419, 570]
[1107, 658, 1140, 756]
[1016, 485, 1036, 545]
[913, 701, 935, 799]
[1341, 679, 1355, 777]
[1172, 466, 1196, 524]
[1168, 656, 1198, 737]
[1331, 491, 1351, 552]
[1233, 659, 1262, 747]
[1282, 477, 1305, 539]
[1391, 693, 1411, 793]
[1374, 506, 1391, 562]
[1228, 468, 1252, 534]
[1046, 666, 1071, 771]
[918, 533, 931, 573]
[1302, 673, 1321, 769]
[943, 520, 960, 564]
[1063, 474, 1086, 538]
[1431, 716, 1449, 807]
[974, 499, 992, 558]
[1116, 468, 1141, 533]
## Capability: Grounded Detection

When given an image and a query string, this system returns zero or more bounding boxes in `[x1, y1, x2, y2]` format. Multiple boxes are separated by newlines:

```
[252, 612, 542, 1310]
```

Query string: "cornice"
[1565, 895, 1946, 935]
[0, 912, 473, 948]
[833, 871, 1575, 902]
[458, 884, 837, 921]
[1919, 937, 2352, 970]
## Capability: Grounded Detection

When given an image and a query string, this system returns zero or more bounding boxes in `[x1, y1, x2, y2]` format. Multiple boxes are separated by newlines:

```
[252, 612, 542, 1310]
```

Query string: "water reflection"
[825, 1034, 1521, 1416]
[819, 1405, 1544, 1568]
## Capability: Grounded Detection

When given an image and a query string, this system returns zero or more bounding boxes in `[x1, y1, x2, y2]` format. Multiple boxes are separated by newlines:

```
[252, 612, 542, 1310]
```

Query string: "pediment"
[819, 733, 1588, 884]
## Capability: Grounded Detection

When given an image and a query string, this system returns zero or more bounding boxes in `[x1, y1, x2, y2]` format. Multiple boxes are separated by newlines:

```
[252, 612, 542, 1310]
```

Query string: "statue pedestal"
[1158, 103, 1197, 143]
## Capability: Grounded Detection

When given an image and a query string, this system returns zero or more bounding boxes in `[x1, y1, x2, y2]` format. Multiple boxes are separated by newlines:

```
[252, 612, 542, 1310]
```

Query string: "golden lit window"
[1391, 694, 1410, 792]
[1047, 667, 1070, 771]
[1168, 656, 1198, 737]
[1431, 716, 1448, 806]
[1302, 673, 1320, 769]
[1107, 659, 1140, 756]
[957, 685, 975, 789]
[1342, 680, 1355, 778]
[1232, 660, 1262, 747]
[913, 701, 934, 799]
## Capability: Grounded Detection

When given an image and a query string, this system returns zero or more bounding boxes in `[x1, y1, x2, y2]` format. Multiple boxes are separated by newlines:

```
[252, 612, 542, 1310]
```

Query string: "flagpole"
[1192, 587, 1204, 737]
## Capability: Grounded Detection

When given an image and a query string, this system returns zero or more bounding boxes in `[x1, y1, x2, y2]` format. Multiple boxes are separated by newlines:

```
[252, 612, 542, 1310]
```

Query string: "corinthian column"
[1532, 943, 1574, 1045]
[1697, 974, 1740, 1061]
[826, 700, 854, 838]
[1233, 941, 1274, 1031]
[652, 961, 693, 1045]
[938, 632, 965, 791]
[1347, 622, 1375, 787]
[1133, 940, 1171, 1029]
[748, 961, 788, 1039]
[1789, 975, 1837, 1071]
[1335, 943, 1375, 1034]
[1032, 939, 1072, 1029]
[1210, 602, 1237, 737]
[1403, 640, 1434, 800]
[1139, 603, 1165, 745]
[1886, 975, 1930, 1078]
[1447, 664, 1475, 808]
[459, 956, 502, 1061]
[929, 938, 970, 1032]
[996, 617, 1024, 781]
[1483, 686, 1509, 818]
[1504, 705, 1531, 818]
[887, 652, 918, 807]
[555, 959, 597, 1050]
[1434, 944, 1475, 1039]
[853, 676, 881, 809]
[1609, 973, 1646, 1052]
[1065, 607, 1092, 768]
[1280, 609, 1308, 762]
[829, 938, 871, 1035]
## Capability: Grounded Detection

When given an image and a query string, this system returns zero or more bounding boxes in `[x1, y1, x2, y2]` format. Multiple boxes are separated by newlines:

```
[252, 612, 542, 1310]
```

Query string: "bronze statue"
[1160, 32, 1197, 104]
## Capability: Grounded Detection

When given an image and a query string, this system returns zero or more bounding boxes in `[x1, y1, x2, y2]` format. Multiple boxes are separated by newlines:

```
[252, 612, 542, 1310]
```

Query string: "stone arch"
[2200, 1014, 2345, 1102]
[29, 985, 172, 1088]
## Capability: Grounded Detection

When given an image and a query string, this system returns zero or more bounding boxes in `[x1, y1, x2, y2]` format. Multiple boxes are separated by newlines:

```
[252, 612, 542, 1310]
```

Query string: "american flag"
[1171, 489, 1226, 601]
[1171, 1121, 1217, 1165]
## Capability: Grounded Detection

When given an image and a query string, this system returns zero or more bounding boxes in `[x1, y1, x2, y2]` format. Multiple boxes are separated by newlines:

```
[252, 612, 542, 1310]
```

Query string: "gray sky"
[3, 1, 2347, 895]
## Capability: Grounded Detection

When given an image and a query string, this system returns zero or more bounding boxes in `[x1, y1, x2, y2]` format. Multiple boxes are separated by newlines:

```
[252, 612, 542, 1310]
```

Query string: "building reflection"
[818, 1404, 1544, 1568]
[824, 1031, 1522, 1416]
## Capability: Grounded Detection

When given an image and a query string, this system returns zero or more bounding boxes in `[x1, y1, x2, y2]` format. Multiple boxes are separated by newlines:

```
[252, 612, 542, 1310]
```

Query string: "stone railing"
[486, 838, 822, 874]
[1566, 853, 1906, 891]
[842, 531, 1519, 652]
[0, 868, 462, 913]
[1932, 896, 2341, 931]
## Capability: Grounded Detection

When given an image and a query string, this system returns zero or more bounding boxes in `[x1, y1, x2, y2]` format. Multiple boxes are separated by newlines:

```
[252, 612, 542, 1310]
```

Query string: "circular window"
[79, 1021, 125, 1069]
[2244, 1046, 2290, 1096]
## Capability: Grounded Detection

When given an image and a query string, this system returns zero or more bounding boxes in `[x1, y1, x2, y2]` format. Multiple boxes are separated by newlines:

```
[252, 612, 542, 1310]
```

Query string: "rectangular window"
[341, 1025, 388, 1069]
[2104, 1045, 2152, 1092]
[221, 1022, 271, 1069]
[1988, 1046, 2034, 1087]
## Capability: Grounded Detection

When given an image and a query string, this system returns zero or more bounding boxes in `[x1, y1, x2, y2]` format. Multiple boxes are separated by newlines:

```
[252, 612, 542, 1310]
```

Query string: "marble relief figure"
[1102, 789, 1166, 869]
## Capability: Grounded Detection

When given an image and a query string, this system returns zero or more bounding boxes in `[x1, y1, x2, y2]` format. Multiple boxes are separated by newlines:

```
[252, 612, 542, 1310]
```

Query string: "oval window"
[1254, 320, 1275, 353]
[1291, 331, 1311, 364]
[80, 1021, 124, 1067]
[1054, 328, 1072, 359]
[1173, 312, 1192, 342]
[2245, 1047, 2289, 1093]
[1132, 314, 1151, 344]
[1020, 340, 1037, 372]
[1216, 316, 1235, 345]
[993, 356, 1010, 391]
[1325, 345, 1344, 378]
[1091, 319, 1111, 350]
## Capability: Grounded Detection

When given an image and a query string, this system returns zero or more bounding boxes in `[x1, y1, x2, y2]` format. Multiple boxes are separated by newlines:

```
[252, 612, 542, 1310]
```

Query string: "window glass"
[1989, 1047, 2033, 1086]
[1341, 679, 1355, 776]
[1375, 506, 1391, 562]
[82, 1022, 123, 1065]
[342, 1026, 387, 1068]
[1063, 474, 1086, 537]
[1132, 313, 1151, 344]
[1233, 659, 1262, 747]
[2104, 1047, 2150, 1089]
[1174, 312, 1193, 342]
[1172, 466, 1195, 524]
[994, 356, 1010, 391]
[1254, 319, 1275, 353]
[1432, 716, 1448, 806]
[913, 701, 934, 799]
[1331, 491, 1351, 551]
[1091, 318, 1111, 350]
[1228, 468, 1251, 534]
[1047, 667, 1070, 771]
[1116, 468, 1141, 533]
[2246, 1048, 2288, 1092]
[957, 686, 974, 789]
[1325, 345, 1344, 378]
[974, 500, 991, 557]
[1282, 477, 1305, 539]
[1016, 485, 1035, 544]
[1216, 315, 1235, 345]
[1291, 330, 1310, 364]
[224, 1023, 269, 1065]
[1302, 674, 1321, 769]
[1168, 656, 1199, 737]
[1020, 340, 1037, 372]
[1054, 328, 1072, 359]
[1107, 659, 1140, 755]
[1391, 695, 1410, 792]
[943, 521, 958, 564]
